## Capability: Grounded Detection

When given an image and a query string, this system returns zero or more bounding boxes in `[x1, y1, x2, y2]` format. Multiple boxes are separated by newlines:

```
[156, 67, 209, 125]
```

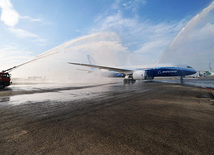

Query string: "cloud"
[0, 0, 20, 27]
[112, 0, 146, 14]
[20, 16, 42, 22]
[92, 7, 187, 65]
[0, 0, 42, 27]
[8, 28, 47, 44]
[9, 28, 39, 38]
[122, 0, 146, 12]
[0, 0, 45, 43]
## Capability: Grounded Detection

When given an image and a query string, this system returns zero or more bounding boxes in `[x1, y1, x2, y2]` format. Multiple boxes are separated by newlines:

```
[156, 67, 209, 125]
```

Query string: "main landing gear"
[123, 75, 135, 84]
[123, 78, 136, 84]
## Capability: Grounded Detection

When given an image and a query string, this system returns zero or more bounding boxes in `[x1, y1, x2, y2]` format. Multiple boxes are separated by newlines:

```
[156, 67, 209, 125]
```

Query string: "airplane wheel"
[131, 79, 136, 84]
[124, 79, 135, 84]
[123, 79, 129, 84]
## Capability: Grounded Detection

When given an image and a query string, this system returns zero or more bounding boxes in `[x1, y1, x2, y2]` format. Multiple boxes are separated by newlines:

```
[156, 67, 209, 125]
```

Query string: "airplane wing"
[68, 62, 134, 74]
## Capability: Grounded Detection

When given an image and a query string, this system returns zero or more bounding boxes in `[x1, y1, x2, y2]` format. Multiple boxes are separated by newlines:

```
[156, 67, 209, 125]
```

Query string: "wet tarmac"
[0, 78, 214, 154]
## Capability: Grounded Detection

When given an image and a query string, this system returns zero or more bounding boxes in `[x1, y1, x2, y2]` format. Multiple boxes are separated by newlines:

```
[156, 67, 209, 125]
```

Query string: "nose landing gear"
[180, 76, 184, 84]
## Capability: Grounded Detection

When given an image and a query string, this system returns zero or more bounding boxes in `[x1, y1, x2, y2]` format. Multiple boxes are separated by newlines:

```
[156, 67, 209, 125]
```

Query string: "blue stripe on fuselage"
[145, 67, 196, 77]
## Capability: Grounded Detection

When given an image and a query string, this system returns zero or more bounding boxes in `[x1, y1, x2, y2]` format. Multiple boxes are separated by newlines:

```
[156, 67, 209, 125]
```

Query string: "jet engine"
[132, 70, 147, 80]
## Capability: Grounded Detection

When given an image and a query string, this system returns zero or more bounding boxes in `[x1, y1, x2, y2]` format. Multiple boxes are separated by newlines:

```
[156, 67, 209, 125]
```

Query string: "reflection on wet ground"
[0, 81, 151, 106]
[0, 78, 213, 107]
[0, 80, 155, 121]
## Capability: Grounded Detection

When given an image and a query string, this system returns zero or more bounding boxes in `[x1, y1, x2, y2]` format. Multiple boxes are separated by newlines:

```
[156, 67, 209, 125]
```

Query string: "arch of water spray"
[11, 32, 129, 83]
[157, 2, 214, 71]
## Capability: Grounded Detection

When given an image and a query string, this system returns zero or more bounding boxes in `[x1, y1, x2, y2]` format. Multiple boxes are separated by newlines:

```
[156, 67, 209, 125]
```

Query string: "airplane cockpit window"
[187, 66, 192, 68]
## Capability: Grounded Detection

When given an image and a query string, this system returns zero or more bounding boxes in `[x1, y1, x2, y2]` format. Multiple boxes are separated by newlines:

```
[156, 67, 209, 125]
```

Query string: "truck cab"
[0, 72, 11, 89]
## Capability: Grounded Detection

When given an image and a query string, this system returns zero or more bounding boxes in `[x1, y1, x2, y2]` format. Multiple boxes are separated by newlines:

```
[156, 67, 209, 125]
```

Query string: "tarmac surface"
[0, 79, 214, 154]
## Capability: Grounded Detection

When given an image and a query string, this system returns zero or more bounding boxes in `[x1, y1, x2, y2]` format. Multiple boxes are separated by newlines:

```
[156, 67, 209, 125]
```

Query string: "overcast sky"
[0, 0, 213, 72]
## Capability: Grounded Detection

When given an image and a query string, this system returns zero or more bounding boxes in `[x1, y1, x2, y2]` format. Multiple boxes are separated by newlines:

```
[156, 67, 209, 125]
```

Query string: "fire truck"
[0, 72, 11, 89]
[0, 56, 38, 89]
[0, 66, 16, 89]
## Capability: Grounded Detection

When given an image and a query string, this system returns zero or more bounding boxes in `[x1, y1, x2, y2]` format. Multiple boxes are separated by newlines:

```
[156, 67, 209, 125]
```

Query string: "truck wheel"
[0, 85, 5, 89]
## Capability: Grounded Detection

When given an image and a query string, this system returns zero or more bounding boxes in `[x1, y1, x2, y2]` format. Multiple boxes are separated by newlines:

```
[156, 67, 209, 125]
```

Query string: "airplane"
[204, 71, 214, 76]
[207, 63, 214, 76]
[197, 63, 214, 77]
[68, 61, 197, 83]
